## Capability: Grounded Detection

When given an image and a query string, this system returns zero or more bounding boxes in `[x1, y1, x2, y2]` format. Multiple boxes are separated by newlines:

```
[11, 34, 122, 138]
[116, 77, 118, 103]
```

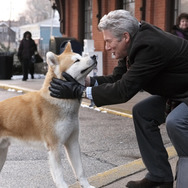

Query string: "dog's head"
[46, 42, 97, 85]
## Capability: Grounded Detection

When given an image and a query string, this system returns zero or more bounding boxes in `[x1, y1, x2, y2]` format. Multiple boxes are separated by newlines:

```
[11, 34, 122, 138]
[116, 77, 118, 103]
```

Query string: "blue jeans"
[133, 95, 175, 182]
[166, 102, 188, 188]
[166, 102, 188, 156]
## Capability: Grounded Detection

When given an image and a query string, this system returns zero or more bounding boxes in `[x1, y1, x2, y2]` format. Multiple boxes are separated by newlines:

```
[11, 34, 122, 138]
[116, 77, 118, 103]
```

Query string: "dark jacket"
[92, 21, 188, 107]
[18, 38, 37, 61]
[171, 25, 188, 40]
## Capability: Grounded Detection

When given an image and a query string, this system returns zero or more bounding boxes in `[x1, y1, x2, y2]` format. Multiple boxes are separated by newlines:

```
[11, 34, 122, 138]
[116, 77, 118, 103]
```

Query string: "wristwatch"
[82, 89, 86, 98]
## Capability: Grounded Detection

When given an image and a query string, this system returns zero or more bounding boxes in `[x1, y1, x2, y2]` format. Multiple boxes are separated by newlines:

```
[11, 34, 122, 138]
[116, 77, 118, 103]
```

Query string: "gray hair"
[98, 10, 139, 40]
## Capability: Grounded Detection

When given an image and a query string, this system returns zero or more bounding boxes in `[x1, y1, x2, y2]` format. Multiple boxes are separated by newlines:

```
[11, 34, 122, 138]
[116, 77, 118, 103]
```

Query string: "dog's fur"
[0, 42, 96, 188]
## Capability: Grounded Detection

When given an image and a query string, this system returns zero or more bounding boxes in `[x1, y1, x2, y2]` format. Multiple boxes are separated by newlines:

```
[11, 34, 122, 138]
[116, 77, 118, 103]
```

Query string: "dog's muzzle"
[80, 55, 98, 74]
[91, 55, 98, 64]
[91, 55, 96, 61]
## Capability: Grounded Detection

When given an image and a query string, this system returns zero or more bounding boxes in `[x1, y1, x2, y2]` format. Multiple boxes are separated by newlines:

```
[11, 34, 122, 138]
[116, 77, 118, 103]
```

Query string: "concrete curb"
[0, 83, 177, 188]
[0, 83, 35, 93]
[81, 101, 133, 118]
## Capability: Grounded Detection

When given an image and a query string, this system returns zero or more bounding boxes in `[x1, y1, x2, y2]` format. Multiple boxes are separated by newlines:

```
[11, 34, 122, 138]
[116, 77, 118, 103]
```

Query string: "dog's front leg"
[48, 147, 68, 188]
[0, 147, 8, 172]
[64, 131, 95, 188]
[0, 139, 10, 172]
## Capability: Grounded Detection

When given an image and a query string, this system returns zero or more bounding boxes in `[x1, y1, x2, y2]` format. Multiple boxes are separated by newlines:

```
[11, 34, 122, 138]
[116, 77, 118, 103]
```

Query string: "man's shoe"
[126, 178, 173, 188]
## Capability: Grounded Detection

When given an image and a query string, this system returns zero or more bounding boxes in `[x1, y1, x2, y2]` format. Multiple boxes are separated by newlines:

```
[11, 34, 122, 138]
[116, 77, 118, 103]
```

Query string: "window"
[174, 0, 188, 23]
[84, 0, 92, 39]
[180, 0, 188, 13]
[123, 0, 135, 16]
[4, 27, 8, 33]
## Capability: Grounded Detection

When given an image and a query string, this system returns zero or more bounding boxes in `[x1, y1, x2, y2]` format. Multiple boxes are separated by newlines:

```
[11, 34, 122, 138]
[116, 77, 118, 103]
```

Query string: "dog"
[0, 42, 96, 188]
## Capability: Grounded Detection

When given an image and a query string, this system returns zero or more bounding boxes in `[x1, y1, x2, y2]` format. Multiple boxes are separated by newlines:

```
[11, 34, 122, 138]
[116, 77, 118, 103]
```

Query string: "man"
[49, 10, 188, 188]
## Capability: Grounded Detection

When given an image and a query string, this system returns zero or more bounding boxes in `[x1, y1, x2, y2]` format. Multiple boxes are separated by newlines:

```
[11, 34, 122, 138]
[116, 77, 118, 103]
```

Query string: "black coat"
[92, 21, 188, 107]
[18, 38, 37, 61]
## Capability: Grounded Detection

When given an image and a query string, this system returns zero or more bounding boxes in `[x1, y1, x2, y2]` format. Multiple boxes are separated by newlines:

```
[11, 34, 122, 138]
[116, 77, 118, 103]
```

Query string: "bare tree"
[20, 0, 52, 24]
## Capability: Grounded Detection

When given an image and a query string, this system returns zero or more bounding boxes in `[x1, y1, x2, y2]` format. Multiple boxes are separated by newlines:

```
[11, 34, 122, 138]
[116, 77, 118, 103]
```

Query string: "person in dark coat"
[18, 31, 37, 81]
[171, 13, 188, 40]
[49, 10, 188, 188]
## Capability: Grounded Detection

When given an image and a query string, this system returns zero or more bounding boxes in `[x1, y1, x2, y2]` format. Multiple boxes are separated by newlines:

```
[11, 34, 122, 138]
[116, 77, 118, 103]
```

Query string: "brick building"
[53, 0, 188, 75]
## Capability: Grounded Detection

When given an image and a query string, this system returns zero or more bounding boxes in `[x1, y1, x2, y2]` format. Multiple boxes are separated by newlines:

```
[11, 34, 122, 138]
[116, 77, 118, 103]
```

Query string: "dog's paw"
[81, 184, 95, 188]
[79, 178, 95, 188]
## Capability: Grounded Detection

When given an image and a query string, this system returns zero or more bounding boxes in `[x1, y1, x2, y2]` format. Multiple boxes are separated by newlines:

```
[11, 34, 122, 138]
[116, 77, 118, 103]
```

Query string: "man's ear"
[123, 32, 131, 43]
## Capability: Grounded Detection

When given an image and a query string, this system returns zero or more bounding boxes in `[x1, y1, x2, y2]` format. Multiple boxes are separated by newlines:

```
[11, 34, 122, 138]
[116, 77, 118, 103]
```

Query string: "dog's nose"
[91, 55, 97, 61]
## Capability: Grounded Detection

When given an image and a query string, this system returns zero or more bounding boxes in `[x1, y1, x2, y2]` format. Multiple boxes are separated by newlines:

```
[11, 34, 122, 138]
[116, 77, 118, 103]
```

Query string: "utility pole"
[8, 0, 12, 50]
[50, 8, 55, 37]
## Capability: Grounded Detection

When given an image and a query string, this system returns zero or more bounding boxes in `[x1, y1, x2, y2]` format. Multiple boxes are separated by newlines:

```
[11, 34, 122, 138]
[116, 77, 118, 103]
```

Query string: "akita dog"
[0, 42, 96, 188]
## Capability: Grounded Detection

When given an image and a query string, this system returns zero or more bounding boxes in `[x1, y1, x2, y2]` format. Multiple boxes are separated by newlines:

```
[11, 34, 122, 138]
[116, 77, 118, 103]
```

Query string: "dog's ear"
[63, 42, 72, 53]
[46, 52, 59, 68]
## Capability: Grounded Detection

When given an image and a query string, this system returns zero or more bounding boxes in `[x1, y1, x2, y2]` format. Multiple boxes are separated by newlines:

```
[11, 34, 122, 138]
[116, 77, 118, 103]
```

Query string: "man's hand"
[49, 72, 85, 99]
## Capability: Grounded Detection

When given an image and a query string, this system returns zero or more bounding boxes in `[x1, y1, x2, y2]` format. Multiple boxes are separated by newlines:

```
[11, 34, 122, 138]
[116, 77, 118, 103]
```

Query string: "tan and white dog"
[0, 42, 96, 188]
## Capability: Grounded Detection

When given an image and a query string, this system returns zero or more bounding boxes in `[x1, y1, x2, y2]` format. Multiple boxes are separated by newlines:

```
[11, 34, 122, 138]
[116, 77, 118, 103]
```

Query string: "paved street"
[0, 77, 177, 188]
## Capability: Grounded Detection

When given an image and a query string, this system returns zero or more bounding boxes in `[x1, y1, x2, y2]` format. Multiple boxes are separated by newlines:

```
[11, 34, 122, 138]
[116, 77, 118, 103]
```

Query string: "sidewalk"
[0, 75, 151, 116]
[0, 76, 178, 188]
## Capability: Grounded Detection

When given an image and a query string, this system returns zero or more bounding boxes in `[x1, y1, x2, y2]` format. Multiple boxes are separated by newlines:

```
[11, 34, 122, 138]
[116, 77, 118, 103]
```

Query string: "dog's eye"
[74, 59, 80, 63]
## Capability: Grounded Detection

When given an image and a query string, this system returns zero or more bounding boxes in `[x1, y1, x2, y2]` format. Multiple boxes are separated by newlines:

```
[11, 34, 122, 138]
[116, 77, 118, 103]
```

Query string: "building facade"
[53, 0, 188, 75]
[0, 22, 16, 51]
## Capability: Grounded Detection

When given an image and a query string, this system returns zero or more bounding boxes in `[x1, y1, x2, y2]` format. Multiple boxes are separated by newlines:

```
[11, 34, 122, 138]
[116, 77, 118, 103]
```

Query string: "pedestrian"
[171, 12, 188, 40]
[49, 10, 188, 188]
[18, 31, 37, 81]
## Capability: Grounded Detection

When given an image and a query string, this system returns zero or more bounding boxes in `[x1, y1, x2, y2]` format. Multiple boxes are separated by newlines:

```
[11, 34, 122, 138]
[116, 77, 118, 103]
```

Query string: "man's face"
[102, 29, 130, 59]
